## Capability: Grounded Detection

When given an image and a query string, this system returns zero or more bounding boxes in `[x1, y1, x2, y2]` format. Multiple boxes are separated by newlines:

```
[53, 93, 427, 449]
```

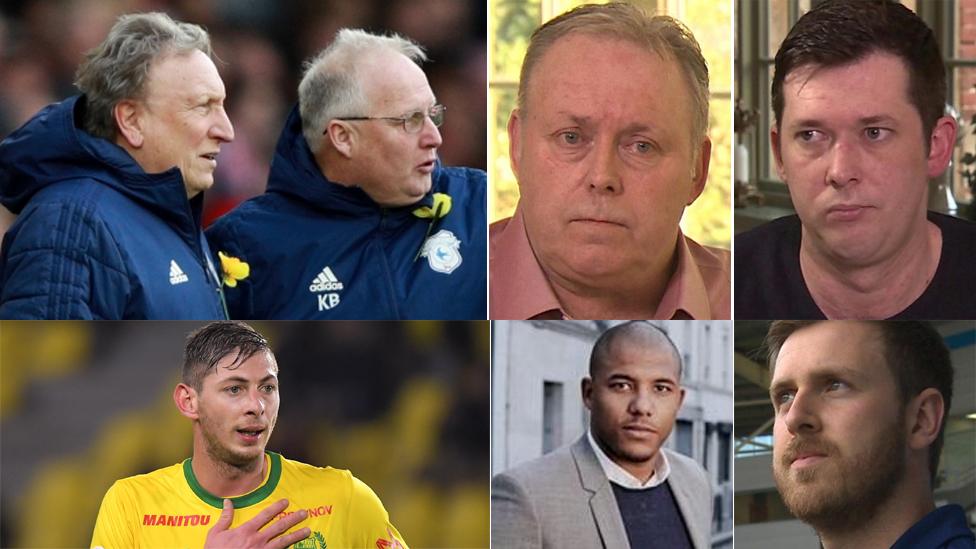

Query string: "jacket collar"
[570, 436, 631, 549]
[0, 95, 204, 243]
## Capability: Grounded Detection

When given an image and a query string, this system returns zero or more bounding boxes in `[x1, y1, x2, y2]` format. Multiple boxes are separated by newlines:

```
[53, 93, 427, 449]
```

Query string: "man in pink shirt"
[490, 3, 730, 320]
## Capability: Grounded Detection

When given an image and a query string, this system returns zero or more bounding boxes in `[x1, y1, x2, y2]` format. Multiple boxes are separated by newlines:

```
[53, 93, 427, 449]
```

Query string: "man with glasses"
[206, 29, 486, 319]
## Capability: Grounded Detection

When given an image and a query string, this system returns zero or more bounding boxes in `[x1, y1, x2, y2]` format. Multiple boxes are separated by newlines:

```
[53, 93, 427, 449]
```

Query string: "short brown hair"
[182, 321, 272, 390]
[771, 0, 945, 141]
[517, 2, 709, 145]
[765, 321, 954, 486]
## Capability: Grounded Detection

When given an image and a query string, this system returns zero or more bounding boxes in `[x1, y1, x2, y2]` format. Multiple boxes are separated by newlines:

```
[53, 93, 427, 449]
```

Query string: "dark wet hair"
[182, 321, 272, 390]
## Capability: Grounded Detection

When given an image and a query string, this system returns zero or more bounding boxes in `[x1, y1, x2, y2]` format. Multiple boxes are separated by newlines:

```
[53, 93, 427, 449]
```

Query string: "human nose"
[419, 116, 442, 149]
[243, 387, 265, 416]
[586, 137, 622, 194]
[211, 107, 235, 143]
[782, 389, 820, 435]
[628, 387, 655, 417]
[825, 139, 860, 188]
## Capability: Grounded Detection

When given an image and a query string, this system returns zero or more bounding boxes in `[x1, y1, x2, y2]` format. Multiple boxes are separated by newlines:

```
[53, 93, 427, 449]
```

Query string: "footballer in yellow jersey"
[91, 321, 408, 549]
[91, 451, 405, 549]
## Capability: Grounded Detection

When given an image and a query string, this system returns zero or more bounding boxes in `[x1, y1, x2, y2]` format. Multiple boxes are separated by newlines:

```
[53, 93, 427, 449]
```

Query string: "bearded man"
[765, 321, 974, 548]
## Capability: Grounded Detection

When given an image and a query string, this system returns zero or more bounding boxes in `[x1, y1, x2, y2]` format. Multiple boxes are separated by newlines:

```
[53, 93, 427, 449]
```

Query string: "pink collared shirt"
[489, 209, 730, 319]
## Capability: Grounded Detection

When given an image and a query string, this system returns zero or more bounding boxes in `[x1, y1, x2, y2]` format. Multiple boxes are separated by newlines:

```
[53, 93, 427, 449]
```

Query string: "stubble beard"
[595, 425, 660, 470]
[773, 417, 905, 533]
[199, 412, 270, 475]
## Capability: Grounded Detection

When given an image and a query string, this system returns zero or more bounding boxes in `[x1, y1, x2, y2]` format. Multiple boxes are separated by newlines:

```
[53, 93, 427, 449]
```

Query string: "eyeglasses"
[333, 104, 446, 134]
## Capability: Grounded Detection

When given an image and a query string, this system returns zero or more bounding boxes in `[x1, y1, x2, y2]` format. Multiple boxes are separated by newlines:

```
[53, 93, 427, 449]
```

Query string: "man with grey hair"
[492, 321, 712, 548]
[490, 2, 730, 320]
[206, 28, 486, 319]
[0, 12, 234, 319]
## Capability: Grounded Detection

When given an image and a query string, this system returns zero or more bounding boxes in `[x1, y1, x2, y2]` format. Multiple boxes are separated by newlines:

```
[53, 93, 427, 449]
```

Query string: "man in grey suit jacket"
[492, 321, 712, 548]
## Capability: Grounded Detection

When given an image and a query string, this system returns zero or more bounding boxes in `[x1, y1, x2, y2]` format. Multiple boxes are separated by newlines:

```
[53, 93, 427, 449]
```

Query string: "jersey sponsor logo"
[309, 266, 343, 311]
[275, 504, 333, 521]
[294, 529, 327, 549]
[375, 528, 405, 548]
[420, 229, 462, 274]
[142, 513, 212, 527]
[169, 260, 189, 285]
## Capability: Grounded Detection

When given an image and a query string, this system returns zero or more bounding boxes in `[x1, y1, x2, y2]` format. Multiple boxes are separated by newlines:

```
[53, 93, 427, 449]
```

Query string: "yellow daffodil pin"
[412, 193, 452, 219]
[218, 252, 250, 288]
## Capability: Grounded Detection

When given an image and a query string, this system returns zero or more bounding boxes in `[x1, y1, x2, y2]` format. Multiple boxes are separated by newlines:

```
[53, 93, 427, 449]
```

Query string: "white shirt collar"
[587, 429, 671, 490]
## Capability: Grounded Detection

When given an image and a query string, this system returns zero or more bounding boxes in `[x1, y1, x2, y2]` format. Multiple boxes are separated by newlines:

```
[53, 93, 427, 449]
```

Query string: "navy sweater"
[612, 481, 694, 549]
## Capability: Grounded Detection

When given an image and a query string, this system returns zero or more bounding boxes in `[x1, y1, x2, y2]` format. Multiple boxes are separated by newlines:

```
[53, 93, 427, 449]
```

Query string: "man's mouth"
[236, 426, 265, 442]
[201, 152, 219, 163]
[416, 158, 436, 173]
[569, 217, 627, 228]
[825, 203, 871, 221]
[790, 452, 828, 469]
[621, 423, 657, 436]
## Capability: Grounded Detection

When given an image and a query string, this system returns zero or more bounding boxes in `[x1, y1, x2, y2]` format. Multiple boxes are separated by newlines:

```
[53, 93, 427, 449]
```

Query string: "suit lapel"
[571, 436, 630, 549]
[665, 451, 707, 549]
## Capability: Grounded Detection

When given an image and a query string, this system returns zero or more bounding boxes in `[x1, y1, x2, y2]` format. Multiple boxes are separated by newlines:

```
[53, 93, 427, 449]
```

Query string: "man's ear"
[508, 109, 522, 184]
[581, 376, 594, 411]
[906, 387, 945, 452]
[114, 99, 145, 148]
[174, 383, 200, 420]
[326, 121, 355, 158]
[926, 115, 957, 179]
[687, 137, 711, 205]
[770, 125, 787, 181]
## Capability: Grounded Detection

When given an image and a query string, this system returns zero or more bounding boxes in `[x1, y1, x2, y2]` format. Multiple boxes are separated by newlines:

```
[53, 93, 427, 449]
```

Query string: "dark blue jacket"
[206, 106, 486, 319]
[891, 504, 975, 549]
[0, 96, 226, 319]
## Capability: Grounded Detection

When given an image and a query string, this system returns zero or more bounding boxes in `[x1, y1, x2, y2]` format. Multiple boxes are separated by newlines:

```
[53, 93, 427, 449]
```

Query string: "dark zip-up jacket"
[206, 105, 486, 319]
[0, 96, 226, 319]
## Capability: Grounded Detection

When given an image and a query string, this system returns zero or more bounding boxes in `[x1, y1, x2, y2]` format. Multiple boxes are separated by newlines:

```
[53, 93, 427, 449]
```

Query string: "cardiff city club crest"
[420, 229, 462, 274]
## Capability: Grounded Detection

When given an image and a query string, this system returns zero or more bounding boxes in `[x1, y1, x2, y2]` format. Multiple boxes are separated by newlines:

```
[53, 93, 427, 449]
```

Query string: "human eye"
[653, 383, 673, 394]
[193, 100, 212, 113]
[864, 127, 891, 141]
[225, 385, 241, 395]
[261, 384, 277, 393]
[556, 130, 582, 146]
[609, 380, 633, 391]
[796, 129, 825, 143]
[825, 379, 849, 392]
[625, 139, 657, 155]
[772, 389, 795, 410]
[407, 111, 426, 124]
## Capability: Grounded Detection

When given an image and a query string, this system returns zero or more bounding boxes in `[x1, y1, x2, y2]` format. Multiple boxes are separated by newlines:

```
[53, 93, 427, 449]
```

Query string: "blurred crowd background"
[0, 321, 490, 548]
[0, 0, 487, 229]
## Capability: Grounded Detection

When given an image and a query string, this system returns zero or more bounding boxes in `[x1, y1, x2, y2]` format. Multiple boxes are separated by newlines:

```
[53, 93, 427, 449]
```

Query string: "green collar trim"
[183, 451, 282, 509]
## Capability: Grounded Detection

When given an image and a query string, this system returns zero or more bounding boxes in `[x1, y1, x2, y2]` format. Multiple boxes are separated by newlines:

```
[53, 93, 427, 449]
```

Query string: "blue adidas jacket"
[206, 105, 486, 319]
[0, 96, 226, 319]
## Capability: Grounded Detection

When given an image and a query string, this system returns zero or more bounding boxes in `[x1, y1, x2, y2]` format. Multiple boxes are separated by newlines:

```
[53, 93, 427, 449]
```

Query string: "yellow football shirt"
[91, 451, 407, 549]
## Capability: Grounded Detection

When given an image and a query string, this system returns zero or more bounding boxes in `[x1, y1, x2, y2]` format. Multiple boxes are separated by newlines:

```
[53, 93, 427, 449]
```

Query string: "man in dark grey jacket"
[492, 322, 712, 548]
